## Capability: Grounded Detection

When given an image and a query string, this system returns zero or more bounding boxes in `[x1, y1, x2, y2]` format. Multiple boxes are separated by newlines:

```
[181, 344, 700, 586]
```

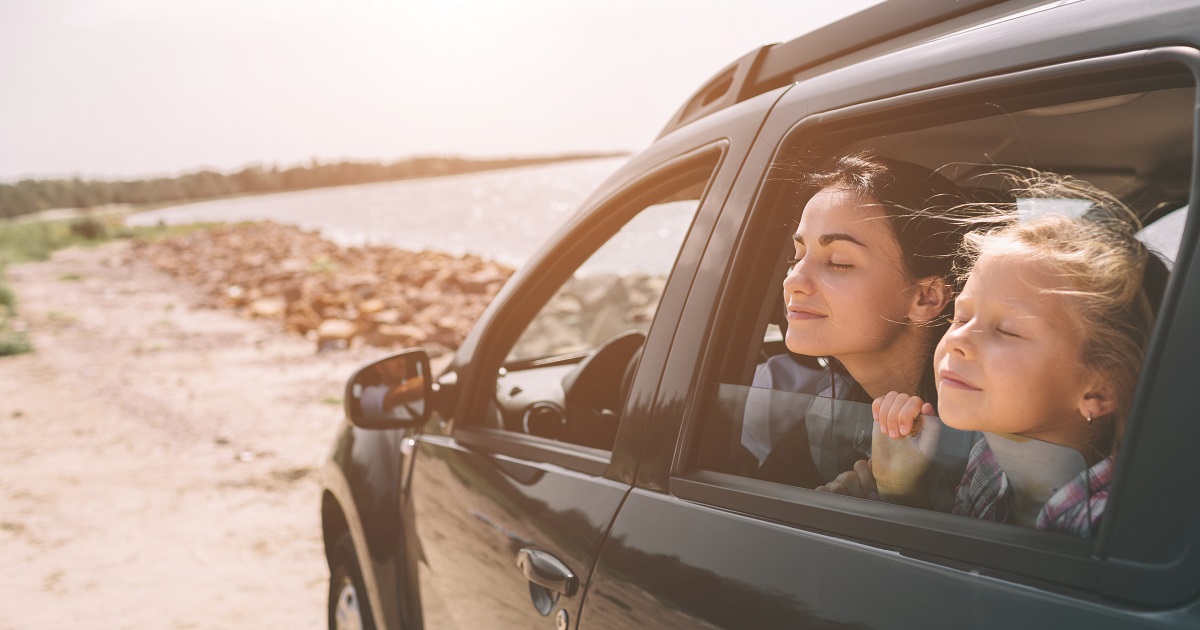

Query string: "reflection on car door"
[408, 437, 630, 628]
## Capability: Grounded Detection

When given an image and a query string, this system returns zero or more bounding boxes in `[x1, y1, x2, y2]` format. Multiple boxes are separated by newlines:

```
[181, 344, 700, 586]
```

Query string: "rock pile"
[130, 222, 514, 353]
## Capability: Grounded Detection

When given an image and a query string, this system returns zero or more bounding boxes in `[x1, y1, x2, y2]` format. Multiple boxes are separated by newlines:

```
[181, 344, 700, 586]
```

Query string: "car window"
[706, 383, 1106, 531]
[688, 63, 1192, 545]
[507, 197, 699, 364]
[1139, 205, 1187, 268]
[486, 162, 713, 451]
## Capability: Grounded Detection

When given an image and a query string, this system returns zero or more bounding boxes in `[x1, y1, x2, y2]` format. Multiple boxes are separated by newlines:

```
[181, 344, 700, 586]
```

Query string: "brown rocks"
[366, 323, 426, 347]
[248, 298, 286, 318]
[130, 221, 515, 353]
[316, 318, 357, 350]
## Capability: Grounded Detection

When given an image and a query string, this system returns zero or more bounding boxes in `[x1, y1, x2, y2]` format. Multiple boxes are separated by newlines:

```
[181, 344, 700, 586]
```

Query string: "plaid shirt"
[952, 438, 1113, 537]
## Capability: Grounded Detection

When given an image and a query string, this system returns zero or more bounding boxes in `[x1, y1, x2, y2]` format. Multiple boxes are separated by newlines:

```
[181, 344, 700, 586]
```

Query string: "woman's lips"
[786, 306, 826, 320]
[939, 369, 981, 391]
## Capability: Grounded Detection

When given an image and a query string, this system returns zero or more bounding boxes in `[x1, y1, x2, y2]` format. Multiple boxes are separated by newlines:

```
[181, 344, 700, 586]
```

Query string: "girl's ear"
[1079, 383, 1119, 421]
[908, 276, 950, 324]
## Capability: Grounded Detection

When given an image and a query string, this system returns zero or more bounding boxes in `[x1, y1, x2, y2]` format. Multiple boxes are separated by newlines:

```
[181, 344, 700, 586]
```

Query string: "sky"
[0, 0, 880, 182]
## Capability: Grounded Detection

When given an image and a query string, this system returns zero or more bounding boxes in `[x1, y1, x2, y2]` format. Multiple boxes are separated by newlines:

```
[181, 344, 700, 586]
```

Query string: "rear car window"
[691, 62, 1193, 543]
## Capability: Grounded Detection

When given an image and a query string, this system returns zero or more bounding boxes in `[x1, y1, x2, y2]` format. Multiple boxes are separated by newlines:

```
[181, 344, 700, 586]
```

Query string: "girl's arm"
[870, 392, 941, 508]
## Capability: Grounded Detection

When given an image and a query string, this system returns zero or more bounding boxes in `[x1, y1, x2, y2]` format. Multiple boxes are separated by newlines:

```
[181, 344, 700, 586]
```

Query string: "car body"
[321, 0, 1200, 627]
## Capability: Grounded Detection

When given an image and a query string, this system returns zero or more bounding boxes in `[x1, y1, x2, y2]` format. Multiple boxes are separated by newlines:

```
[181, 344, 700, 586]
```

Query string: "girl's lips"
[939, 369, 981, 391]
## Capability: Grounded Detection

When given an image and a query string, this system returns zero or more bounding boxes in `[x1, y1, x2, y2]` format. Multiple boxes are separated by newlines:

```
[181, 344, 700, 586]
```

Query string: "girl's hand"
[869, 392, 941, 507]
[872, 391, 934, 438]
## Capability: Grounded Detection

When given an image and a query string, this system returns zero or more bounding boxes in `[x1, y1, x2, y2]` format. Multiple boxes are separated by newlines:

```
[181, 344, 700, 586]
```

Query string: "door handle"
[516, 548, 578, 597]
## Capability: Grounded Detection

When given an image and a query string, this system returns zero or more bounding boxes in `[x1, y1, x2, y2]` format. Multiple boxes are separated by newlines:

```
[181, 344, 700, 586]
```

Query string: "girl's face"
[783, 187, 918, 363]
[933, 252, 1097, 444]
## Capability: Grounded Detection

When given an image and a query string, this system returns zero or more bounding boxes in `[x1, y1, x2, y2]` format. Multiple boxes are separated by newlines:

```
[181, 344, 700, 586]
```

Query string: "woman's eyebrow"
[792, 233, 867, 247]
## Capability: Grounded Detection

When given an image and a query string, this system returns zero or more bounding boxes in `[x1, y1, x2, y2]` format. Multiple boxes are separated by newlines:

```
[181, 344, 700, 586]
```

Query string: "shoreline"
[1, 153, 627, 222]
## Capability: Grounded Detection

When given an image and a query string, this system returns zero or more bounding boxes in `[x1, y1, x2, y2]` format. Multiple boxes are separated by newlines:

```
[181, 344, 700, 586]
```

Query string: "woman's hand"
[815, 459, 877, 500]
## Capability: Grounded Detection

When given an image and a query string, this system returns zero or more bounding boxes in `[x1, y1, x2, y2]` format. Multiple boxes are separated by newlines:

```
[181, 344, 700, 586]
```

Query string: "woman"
[747, 151, 975, 487]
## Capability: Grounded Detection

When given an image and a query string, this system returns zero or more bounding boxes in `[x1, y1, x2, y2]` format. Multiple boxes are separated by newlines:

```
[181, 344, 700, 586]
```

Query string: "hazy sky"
[0, 1, 880, 181]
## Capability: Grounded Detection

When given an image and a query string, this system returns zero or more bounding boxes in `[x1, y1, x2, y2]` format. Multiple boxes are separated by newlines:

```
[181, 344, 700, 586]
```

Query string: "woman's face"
[783, 187, 919, 363]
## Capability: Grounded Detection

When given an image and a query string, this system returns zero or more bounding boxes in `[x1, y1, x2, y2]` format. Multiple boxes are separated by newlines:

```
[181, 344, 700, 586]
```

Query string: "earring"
[1086, 412, 1093, 425]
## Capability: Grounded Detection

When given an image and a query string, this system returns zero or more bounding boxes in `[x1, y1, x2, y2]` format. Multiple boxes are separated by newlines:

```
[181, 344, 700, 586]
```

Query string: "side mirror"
[344, 349, 432, 429]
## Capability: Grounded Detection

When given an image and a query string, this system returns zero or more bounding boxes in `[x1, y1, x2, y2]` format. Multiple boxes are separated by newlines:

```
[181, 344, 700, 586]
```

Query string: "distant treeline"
[0, 153, 623, 220]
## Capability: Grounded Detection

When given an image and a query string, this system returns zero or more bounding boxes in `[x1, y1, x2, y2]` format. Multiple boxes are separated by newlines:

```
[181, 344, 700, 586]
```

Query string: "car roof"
[657, 0, 1046, 139]
[660, 0, 1192, 224]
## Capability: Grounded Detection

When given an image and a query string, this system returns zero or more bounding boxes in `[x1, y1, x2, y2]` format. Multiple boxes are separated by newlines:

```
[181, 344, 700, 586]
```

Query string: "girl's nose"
[943, 321, 974, 356]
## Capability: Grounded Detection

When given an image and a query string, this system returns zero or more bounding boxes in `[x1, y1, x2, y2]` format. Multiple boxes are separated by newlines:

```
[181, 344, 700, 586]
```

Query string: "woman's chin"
[784, 340, 824, 357]
[784, 331, 832, 358]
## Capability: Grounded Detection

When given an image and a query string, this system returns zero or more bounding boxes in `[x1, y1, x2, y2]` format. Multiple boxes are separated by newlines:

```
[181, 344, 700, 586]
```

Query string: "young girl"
[826, 185, 1165, 536]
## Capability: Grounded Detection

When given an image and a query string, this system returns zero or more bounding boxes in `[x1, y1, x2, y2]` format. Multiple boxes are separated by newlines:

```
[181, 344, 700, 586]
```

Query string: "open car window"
[506, 198, 698, 365]
[485, 160, 714, 452]
[686, 56, 1192, 549]
[705, 384, 1103, 534]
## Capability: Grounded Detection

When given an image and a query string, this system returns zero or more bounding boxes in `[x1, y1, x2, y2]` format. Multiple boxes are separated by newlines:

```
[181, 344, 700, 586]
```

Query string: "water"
[126, 157, 1190, 275]
[128, 157, 627, 268]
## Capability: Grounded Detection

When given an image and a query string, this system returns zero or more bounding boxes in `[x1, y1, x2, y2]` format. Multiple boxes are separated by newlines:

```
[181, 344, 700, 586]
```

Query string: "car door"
[405, 94, 777, 627]
[580, 4, 1200, 627]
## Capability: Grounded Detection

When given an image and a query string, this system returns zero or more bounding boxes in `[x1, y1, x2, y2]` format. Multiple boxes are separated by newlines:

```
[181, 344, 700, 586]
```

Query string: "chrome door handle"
[516, 548, 578, 597]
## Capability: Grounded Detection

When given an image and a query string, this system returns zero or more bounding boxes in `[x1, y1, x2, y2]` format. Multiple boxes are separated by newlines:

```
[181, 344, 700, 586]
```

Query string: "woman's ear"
[908, 276, 950, 324]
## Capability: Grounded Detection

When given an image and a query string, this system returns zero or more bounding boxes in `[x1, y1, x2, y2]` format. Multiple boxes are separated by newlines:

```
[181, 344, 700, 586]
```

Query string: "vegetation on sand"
[0, 212, 217, 356]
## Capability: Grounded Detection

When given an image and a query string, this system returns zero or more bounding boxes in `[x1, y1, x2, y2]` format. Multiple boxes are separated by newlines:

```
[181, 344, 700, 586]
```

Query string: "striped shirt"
[952, 438, 1113, 537]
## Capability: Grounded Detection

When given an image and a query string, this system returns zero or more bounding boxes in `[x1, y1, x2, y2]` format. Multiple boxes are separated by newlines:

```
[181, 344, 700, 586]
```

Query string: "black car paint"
[322, 1, 1200, 627]
[408, 433, 627, 627]
[322, 425, 412, 629]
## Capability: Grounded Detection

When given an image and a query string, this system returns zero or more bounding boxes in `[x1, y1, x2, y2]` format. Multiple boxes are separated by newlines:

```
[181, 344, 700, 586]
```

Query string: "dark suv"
[320, 1, 1200, 627]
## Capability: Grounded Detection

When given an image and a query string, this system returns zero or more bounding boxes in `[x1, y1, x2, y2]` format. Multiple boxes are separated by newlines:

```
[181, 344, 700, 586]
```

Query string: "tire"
[329, 532, 377, 630]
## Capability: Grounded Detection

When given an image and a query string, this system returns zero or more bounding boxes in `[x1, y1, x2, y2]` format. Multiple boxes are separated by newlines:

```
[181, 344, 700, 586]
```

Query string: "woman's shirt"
[742, 354, 868, 486]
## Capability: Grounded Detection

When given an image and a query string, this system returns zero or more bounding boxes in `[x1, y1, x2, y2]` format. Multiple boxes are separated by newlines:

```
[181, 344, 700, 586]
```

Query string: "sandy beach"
[0, 240, 389, 629]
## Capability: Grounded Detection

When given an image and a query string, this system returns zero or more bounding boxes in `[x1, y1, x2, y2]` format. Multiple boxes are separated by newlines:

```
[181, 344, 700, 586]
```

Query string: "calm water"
[128, 157, 627, 268]
[130, 155, 1186, 273]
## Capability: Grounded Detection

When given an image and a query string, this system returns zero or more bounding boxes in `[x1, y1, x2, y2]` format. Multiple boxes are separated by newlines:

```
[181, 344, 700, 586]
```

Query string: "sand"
[0, 241, 390, 629]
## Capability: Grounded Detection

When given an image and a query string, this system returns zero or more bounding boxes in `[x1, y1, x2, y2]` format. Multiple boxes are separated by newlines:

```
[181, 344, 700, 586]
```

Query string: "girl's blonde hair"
[959, 173, 1166, 455]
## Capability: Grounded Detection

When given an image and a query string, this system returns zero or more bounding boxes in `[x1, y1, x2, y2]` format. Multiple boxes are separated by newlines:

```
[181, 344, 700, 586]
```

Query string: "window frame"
[669, 47, 1200, 598]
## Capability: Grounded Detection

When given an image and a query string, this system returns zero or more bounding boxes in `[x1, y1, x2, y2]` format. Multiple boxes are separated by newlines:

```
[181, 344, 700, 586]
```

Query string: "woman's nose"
[783, 257, 813, 295]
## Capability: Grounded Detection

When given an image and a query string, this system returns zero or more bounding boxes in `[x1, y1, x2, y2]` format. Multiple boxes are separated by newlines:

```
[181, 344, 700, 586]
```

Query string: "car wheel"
[329, 532, 376, 630]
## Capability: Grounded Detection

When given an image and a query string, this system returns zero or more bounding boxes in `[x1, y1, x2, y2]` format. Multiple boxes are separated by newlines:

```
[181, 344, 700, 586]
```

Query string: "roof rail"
[656, 0, 1013, 139]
